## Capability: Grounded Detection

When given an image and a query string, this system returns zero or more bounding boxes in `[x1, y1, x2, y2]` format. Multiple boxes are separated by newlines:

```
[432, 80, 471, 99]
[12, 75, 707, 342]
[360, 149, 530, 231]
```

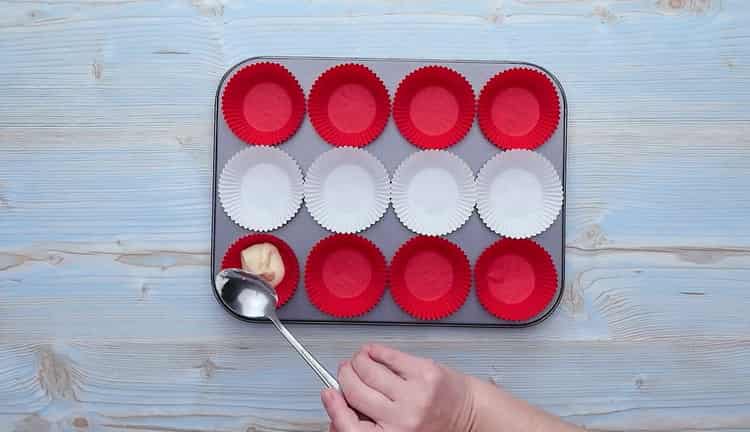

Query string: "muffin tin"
[211, 56, 567, 327]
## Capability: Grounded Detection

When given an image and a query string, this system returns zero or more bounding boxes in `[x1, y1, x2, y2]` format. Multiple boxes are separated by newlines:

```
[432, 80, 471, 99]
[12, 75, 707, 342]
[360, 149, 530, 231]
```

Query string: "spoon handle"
[269, 315, 340, 390]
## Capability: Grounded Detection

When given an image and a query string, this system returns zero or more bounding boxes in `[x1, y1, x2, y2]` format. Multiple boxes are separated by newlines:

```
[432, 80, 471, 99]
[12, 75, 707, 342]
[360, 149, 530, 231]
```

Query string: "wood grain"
[1, 0, 749, 430]
[2, 339, 750, 431]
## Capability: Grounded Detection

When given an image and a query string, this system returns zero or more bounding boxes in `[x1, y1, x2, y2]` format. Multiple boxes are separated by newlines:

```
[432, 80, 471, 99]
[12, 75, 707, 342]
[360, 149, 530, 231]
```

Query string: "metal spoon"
[214, 268, 340, 390]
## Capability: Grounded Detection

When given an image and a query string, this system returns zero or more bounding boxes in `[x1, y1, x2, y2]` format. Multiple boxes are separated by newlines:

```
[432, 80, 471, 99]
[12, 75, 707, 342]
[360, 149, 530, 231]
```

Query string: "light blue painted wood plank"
[1, 339, 748, 431]
[0, 247, 748, 341]
[3, 122, 748, 249]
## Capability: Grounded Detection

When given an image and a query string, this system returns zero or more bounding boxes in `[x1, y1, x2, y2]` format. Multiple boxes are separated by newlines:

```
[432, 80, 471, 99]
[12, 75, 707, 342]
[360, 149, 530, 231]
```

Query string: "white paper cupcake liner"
[392, 150, 476, 236]
[476, 149, 563, 239]
[218, 147, 304, 232]
[304, 147, 391, 233]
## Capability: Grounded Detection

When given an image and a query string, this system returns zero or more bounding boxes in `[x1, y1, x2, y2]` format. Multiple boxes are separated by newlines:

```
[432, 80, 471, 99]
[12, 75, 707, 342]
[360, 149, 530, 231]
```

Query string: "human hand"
[322, 344, 585, 432]
[321, 344, 475, 432]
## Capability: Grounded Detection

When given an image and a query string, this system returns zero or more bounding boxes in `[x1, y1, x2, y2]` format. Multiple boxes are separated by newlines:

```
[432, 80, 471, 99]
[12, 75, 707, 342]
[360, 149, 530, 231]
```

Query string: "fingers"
[339, 361, 392, 420]
[321, 389, 359, 432]
[367, 343, 427, 379]
[351, 347, 404, 400]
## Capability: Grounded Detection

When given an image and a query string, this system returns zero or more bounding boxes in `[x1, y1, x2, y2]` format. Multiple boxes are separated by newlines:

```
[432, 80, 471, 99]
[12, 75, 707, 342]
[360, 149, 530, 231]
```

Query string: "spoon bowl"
[215, 268, 278, 320]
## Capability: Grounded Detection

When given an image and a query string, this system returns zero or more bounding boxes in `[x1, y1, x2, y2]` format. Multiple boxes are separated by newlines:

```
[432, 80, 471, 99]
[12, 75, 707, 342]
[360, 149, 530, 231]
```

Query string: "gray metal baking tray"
[211, 56, 567, 327]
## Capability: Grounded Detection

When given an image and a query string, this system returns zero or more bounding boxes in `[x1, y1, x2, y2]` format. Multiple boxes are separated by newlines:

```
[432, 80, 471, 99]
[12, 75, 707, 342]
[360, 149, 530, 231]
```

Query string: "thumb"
[322, 389, 360, 432]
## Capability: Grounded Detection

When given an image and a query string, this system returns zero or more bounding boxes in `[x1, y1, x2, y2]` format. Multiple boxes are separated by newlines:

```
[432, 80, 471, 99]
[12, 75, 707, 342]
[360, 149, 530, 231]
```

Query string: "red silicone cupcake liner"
[221, 234, 300, 308]
[305, 234, 387, 318]
[390, 236, 471, 320]
[221, 62, 305, 146]
[308, 64, 390, 147]
[477, 67, 560, 150]
[475, 238, 558, 321]
[393, 65, 475, 149]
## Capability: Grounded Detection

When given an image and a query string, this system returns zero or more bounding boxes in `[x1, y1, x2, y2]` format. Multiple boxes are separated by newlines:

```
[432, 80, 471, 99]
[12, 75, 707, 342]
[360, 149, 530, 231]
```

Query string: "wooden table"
[1, 1, 748, 431]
